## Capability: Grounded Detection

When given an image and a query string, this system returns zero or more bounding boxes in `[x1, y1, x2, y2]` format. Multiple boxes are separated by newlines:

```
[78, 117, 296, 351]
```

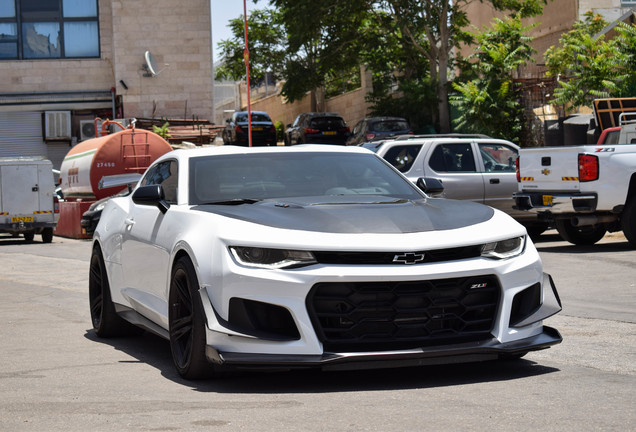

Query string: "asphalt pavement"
[0, 232, 634, 431]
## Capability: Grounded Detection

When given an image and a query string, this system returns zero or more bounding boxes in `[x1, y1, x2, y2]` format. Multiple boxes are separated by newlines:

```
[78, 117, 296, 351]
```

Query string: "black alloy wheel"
[89, 245, 131, 337]
[169, 256, 212, 379]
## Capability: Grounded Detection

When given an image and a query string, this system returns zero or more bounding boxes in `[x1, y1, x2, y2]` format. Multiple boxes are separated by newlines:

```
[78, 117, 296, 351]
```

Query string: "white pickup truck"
[513, 117, 636, 247]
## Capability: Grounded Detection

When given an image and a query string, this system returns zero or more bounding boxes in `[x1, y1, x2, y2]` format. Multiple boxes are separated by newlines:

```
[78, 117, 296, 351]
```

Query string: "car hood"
[192, 196, 494, 234]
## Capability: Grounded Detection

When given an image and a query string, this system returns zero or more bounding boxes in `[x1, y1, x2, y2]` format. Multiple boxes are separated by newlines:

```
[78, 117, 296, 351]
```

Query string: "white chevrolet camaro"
[89, 145, 562, 379]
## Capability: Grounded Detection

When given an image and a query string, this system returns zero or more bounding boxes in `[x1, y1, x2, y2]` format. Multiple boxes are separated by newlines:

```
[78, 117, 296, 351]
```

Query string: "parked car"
[222, 111, 277, 146]
[80, 189, 130, 236]
[346, 116, 413, 145]
[284, 112, 350, 145]
[363, 134, 550, 237]
[81, 173, 141, 236]
[89, 144, 562, 379]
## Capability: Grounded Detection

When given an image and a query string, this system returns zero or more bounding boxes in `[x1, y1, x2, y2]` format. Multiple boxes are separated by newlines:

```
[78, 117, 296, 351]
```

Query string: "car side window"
[140, 160, 179, 203]
[428, 144, 476, 172]
[383, 145, 422, 173]
[478, 143, 517, 172]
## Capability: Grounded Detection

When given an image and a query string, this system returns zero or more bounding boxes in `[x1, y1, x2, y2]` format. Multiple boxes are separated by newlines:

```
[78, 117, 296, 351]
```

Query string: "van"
[0, 157, 59, 243]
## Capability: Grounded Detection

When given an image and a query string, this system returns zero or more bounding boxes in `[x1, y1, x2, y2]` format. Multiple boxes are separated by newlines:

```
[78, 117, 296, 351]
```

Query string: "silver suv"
[363, 134, 549, 237]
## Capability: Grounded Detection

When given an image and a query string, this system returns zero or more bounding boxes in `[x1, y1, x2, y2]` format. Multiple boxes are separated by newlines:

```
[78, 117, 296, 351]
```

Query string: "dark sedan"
[346, 117, 413, 145]
[222, 111, 277, 146]
[284, 112, 350, 145]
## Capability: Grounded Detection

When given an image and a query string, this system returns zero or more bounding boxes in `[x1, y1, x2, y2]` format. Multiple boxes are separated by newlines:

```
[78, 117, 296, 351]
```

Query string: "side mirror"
[132, 185, 170, 214]
[416, 177, 444, 197]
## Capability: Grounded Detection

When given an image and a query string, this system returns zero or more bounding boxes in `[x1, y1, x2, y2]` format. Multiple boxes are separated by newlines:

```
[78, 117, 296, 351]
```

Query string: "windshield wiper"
[201, 198, 261, 205]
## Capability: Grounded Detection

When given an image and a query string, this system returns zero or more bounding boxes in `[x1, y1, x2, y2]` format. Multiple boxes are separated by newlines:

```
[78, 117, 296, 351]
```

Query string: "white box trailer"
[0, 157, 59, 243]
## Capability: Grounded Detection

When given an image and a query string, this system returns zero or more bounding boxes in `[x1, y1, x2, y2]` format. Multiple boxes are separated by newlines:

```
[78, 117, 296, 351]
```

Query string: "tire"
[523, 222, 549, 240]
[41, 228, 53, 243]
[23, 232, 34, 242]
[622, 198, 636, 247]
[555, 219, 607, 245]
[89, 245, 134, 337]
[169, 256, 213, 379]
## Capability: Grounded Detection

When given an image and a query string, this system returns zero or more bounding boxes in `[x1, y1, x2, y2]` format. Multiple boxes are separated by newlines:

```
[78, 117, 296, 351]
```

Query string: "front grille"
[307, 275, 500, 352]
[313, 245, 482, 265]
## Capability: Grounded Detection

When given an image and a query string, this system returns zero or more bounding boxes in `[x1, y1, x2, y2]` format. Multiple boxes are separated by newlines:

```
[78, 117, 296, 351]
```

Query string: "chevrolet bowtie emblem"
[541, 169, 551, 175]
[393, 252, 426, 264]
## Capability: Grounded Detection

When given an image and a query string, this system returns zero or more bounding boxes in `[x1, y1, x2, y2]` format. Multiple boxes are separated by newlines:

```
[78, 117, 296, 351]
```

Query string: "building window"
[0, 0, 99, 60]
[622, 0, 636, 5]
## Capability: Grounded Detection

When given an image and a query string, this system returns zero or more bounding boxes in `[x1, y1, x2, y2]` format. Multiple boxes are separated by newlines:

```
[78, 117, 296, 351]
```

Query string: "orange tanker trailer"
[55, 125, 173, 238]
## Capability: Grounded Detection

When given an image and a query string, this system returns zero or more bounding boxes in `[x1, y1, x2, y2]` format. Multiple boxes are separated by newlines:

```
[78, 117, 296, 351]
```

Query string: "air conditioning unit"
[80, 119, 100, 141]
[45, 111, 71, 140]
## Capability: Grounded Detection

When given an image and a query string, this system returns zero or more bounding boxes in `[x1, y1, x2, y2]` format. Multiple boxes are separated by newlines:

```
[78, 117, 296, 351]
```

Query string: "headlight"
[229, 247, 317, 269]
[481, 236, 526, 259]
[93, 201, 107, 212]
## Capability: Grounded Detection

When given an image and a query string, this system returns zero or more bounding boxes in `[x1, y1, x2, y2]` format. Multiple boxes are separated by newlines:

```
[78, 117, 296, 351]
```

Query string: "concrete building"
[0, 0, 213, 168]
[461, 0, 636, 78]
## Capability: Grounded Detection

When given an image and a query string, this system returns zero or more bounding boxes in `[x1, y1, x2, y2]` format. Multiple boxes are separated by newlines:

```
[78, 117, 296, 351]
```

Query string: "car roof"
[154, 144, 373, 164]
[234, 110, 269, 116]
[363, 134, 519, 151]
[364, 116, 408, 122]
[301, 112, 343, 118]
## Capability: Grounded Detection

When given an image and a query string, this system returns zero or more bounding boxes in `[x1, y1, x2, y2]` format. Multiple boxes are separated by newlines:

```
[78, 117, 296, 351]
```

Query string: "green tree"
[450, 16, 536, 143]
[217, 0, 548, 131]
[271, 0, 371, 110]
[379, 0, 548, 132]
[544, 12, 634, 110]
[215, 8, 286, 85]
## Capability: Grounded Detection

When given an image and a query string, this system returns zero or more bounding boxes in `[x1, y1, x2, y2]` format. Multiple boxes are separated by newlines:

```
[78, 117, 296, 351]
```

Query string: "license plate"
[11, 216, 33, 223]
[542, 195, 553, 206]
[323, 131, 336, 135]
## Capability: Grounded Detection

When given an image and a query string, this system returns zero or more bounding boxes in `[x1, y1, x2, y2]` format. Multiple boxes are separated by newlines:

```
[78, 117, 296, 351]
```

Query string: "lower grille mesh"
[307, 275, 500, 352]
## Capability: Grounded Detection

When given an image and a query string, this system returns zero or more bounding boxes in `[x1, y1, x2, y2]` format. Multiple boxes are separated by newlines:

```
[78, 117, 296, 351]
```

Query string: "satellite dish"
[143, 51, 168, 77]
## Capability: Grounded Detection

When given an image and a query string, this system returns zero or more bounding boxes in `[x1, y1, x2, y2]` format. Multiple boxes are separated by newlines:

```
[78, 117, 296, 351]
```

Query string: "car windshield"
[372, 120, 410, 132]
[189, 152, 422, 204]
[309, 117, 345, 129]
[235, 113, 271, 122]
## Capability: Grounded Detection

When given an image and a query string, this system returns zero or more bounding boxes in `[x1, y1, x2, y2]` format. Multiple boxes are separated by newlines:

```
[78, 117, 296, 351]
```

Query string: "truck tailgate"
[518, 147, 581, 191]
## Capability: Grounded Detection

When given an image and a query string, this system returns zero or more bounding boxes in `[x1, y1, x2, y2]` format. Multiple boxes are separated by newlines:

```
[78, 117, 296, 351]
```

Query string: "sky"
[211, 0, 270, 63]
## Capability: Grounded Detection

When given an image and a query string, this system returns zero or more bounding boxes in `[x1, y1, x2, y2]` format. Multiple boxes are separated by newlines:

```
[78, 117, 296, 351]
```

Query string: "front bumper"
[514, 191, 597, 214]
[207, 326, 562, 371]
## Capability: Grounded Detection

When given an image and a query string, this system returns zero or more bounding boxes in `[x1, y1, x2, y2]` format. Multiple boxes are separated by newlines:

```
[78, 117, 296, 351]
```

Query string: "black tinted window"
[309, 117, 346, 129]
[189, 152, 421, 204]
[383, 145, 422, 173]
[372, 120, 410, 132]
[429, 144, 476, 172]
[141, 160, 178, 203]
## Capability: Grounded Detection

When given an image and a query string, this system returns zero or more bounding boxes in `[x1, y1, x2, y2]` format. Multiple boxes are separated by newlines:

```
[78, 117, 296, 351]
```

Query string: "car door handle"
[489, 179, 500, 184]
[124, 218, 135, 226]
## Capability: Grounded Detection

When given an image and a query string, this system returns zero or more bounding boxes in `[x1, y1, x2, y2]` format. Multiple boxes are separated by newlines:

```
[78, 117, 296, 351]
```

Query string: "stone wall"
[111, 0, 213, 121]
[0, 0, 213, 122]
[248, 67, 374, 129]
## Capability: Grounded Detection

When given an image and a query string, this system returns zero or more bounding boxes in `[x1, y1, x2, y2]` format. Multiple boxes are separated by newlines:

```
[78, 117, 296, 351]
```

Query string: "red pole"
[243, 0, 252, 147]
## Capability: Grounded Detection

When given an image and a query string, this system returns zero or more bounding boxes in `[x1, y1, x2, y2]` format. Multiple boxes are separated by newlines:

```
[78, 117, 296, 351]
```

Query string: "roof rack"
[394, 133, 492, 140]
